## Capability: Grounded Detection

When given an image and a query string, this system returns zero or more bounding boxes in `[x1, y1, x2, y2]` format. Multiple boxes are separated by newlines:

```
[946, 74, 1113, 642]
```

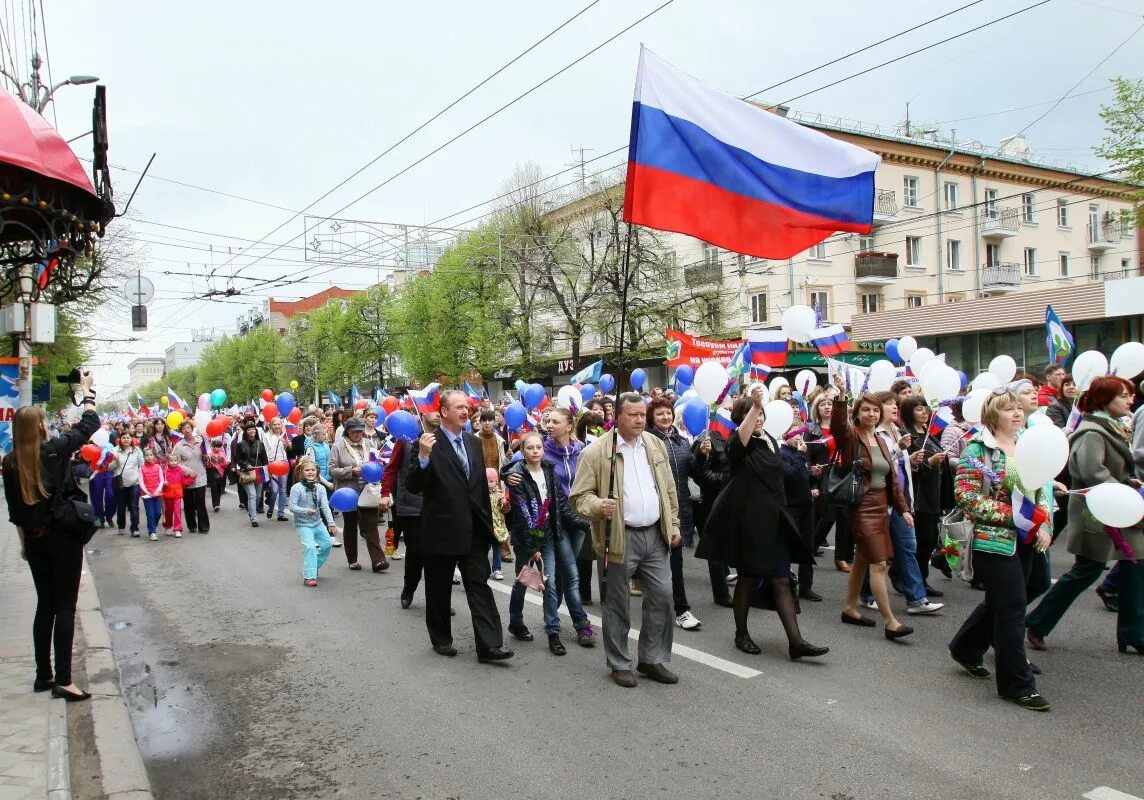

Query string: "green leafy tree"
[1096, 77, 1144, 225]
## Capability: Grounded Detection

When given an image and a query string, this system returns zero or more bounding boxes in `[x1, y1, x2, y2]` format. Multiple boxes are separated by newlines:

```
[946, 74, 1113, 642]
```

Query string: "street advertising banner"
[665, 329, 744, 368]
[0, 359, 19, 454]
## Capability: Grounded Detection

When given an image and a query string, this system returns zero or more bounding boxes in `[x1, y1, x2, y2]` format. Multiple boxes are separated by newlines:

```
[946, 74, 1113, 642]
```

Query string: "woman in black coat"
[901, 396, 947, 598]
[3, 371, 99, 700]
[696, 386, 828, 660]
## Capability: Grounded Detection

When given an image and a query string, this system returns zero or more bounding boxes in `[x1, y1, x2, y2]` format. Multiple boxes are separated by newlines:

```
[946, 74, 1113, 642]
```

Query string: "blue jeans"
[243, 481, 264, 521]
[268, 476, 287, 516]
[142, 496, 163, 534]
[116, 484, 140, 532]
[490, 542, 502, 571]
[509, 536, 590, 636]
[863, 511, 928, 605]
[297, 524, 333, 579]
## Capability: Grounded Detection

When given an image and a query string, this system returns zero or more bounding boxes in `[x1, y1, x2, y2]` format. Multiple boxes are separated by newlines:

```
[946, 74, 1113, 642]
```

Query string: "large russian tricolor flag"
[746, 329, 788, 369]
[809, 324, 852, 358]
[622, 48, 880, 259]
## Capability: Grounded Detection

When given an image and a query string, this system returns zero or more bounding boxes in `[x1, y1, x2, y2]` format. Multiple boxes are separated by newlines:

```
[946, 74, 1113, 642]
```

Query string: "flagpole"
[617, 222, 634, 372]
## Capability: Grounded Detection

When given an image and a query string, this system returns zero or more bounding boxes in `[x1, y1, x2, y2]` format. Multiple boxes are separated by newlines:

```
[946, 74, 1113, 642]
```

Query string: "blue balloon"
[385, 409, 420, 442]
[885, 338, 900, 365]
[504, 402, 528, 432]
[580, 384, 596, 403]
[375, 406, 387, 426]
[361, 460, 383, 483]
[956, 370, 968, 390]
[330, 487, 359, 512]
[681, 399, 709, 437]
[510, 450, 523, 463]
[522, 383, 546, 410]
[630, 368, 647, 391]
[600, 373, 615, 394]
[276, 392, 295, 417]
[675, 365, 695, 387]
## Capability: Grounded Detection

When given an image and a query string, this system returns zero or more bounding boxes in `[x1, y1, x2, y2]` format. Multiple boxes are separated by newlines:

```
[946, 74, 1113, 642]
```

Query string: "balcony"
[854, 251, 899, 286]
[684, 262, 724, 287]
[872, 189, 898, 225]
[982, 207, 1019, 238]
[1088, 220, 1121, 252]
[982, 262, 1022, 293]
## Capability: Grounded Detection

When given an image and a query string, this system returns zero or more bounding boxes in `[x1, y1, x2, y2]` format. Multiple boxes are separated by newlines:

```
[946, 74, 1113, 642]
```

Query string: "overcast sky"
[9, 0, 1141, 391]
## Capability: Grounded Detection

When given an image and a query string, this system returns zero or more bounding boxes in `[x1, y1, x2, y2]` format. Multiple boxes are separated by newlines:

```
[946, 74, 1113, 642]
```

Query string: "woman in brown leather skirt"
[830, 392, 915, 640]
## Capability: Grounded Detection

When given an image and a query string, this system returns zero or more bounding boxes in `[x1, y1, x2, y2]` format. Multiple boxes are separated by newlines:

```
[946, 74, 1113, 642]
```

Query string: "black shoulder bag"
[823, 440, 865, 508]
[51, 456, 97, 544]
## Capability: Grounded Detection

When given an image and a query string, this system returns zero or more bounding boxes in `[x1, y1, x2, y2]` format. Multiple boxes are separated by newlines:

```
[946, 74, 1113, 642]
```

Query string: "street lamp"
[0, 53, 99, 115]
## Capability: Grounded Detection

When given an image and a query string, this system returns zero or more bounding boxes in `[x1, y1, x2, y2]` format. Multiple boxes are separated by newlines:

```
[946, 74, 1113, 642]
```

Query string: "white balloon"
[867, 360, 897, 393]
[988, 354, 1017, 384]
[923, 366, 961, 404]
[908, 347, 935, 376]
[781, 305, 816, 344]
[1110, 341, 1144, 379]
[193, 409, 212, 435]
[897, 335, 918, 360]
[962, 388, 989, 424]
[1027, 411, 1053, 425]
[1084, 482, 1144, 529]
[795, 369, 818, 396]
[556, 385, 581, 410]
[769, 376, 790, 393]
[747, 382, 771, 403]
[972, 373, 1001, 392]
[762, 399, 794, 440]
[1072, 350, 1109, 392]
[1014, 423, 1069, 491]
[919, 358, 946, 382]
[89, 427, 110, 448]
[693, 361, 730, 405]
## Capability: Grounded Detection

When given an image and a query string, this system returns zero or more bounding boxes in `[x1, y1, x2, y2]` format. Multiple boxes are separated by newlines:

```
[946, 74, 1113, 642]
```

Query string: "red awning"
[0, 86, 97, 198]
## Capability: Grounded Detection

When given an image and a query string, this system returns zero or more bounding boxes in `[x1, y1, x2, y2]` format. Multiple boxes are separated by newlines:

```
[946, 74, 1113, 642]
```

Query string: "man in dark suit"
[408, 389, 513, 662]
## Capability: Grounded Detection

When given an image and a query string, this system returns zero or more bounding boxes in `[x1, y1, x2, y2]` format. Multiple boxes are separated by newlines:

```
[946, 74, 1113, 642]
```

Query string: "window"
[986, 243, 1001, 267]
[1090, 256, 1101, 280]
[702, 242, 719, 266]
[1123, 258, 1133, 275]
[664, 250, 678, 270]
[1089, 204, 1101, 240]
[946, 239, 961, 271]
[808, 290, 829, 320]
[749, 292, 768, 325]
[860, 293, 881, 314]
[1022, 193, 1036, 223]
[903, 176, 920, 208]
[944, 181, 959, 211]
[1059, 252, 1070, 277]
[945, 293, 965, 303]
[1057, 199, 1069, 227]
[905, 236, 922, 265]
[906, 293, 925, 308]
[1023, 247, 1037, 276]
[984, 189, 998, 219]
[859, 235, 875, 253]
[807, 242, 827, 260]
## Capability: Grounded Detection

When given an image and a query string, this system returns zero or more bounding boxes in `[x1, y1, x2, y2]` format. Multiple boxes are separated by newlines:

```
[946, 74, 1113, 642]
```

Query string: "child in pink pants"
[163, 452, 188, 538]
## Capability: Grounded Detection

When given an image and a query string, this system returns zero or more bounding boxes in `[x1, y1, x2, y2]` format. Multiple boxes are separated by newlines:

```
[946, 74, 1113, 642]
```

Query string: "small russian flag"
[746, 329, 787, 369]
[95, 449, 115, 470]
[809, 324, 852, 358]
[709, 408, 738, 439]
[254, 466, 270, 487]
[409, 383, 441, 414]
[463, 380, 483, 400]
[1064, 404, 1082, 434]
[167, 388, 191, 414]
[927, 407, 951, 438]
[1011, 486, 1048, 544]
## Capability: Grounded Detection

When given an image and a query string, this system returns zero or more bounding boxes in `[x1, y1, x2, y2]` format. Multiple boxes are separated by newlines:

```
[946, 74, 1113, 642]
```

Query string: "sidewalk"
[0, 512, 153, 800]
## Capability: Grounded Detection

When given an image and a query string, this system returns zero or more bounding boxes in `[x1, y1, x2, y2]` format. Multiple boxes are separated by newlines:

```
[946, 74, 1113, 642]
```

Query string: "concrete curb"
[78, 554, 155, 800]
[46, 694, 70, 800]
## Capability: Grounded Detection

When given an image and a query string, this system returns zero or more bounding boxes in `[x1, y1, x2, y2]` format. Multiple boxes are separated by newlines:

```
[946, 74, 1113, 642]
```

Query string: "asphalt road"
[86, 495, 1143, 800]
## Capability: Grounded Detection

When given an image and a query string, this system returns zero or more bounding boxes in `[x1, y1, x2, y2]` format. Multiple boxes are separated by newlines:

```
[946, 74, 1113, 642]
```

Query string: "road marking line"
[1085, 788, 1144, 800]
[483, 576, 762, 679]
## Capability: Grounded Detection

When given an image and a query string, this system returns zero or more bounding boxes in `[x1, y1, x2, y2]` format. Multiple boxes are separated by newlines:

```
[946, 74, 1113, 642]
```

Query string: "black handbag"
[823, 445, 865, 508]
[52, 459, 97, 544]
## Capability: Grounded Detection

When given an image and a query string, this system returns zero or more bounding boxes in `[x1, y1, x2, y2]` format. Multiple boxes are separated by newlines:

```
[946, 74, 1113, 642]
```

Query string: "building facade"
[266, 287, 363, 335]
[126, 357, 165, 390]
[165, 332, 218, 372]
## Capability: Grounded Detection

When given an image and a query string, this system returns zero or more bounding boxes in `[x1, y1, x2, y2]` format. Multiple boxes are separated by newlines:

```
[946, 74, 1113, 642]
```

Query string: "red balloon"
[287, 407, 302, 424]
[381, 396, 399, 414]
[268, 460, 290, 477]
[354, 399, 369, 411]
[80, 443, 101, 462]
[261, 389, 274, 403]
[262, 403, 279, 422]
[206, 417, 230, 438]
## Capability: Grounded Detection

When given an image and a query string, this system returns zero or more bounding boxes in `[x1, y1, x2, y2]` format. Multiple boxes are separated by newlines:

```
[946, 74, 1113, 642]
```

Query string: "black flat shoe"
[400, 593, 413, 610]
[548, 634, 566, 656]
[950, 651, 991, 679]
[1118, 641, 1144, 654]
[508, 623, 534, 642]
[1096, 586, 1119, 613]
[841, 611, 875, 627]
[250, 521, 259, 528]
[923, 583, 945, 598]
[433, 644, 457, 657]
[798, 588, 823, 602]
[1027, 659, 1042, 675]
[789, 640, 829, 660]
[885, 624, 914, 641]
[33, 679, 54, 693]
[477, 646, 514, 663]
[1003, 692, 1050, 712]
[51, 686, 92, 702]
[734, 632, 761, 654]
[713, 597, 734, 608]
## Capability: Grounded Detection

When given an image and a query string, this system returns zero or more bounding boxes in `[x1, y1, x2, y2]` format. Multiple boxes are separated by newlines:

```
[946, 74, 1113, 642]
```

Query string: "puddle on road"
[107, 620, 131, 631]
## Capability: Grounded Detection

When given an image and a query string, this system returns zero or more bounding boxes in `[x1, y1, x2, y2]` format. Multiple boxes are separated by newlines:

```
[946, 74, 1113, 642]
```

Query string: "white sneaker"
[675, 611, 702, 630]
[148, 532, 159, 541]
[174, 531, 182, 538]
[907, 601, 944, 615]
[331, 538, 342, 548]
[390, 552, 403, 560]
[727, 573, 739, 584]
[861, 599, 879, 610]
[492, 570, 504, 581]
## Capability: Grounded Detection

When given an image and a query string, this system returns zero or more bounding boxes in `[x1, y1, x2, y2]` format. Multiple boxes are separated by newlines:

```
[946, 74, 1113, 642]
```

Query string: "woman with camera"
[3, 370, 99, 700]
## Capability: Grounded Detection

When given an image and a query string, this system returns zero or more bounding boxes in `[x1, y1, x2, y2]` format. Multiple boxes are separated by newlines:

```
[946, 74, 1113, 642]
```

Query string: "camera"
[56, 368, 84, 385]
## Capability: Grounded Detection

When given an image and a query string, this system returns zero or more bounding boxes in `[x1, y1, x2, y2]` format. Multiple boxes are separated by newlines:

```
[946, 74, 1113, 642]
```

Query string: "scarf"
[301, 478, 319, 508]
[478, 429, 502, 470]
[1093, 411, 1132, 445]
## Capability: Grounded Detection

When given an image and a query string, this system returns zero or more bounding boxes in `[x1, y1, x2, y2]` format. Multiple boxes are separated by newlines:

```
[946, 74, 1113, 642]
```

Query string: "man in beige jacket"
[571, 392, 680, 687]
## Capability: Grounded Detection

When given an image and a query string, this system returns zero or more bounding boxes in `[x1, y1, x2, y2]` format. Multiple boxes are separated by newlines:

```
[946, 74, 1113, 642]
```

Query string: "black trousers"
[422, 534, 504, 652]
[914, 511, 939, 582]
[949, 545, 1036, 698]
[790, 504, 814, 588]
[670, 542, 690, 615]
[207, 471, 226, 510]
[398, 516, 424, 596]
[184, 485, 210, 532]
[694, 500, 732, 603]
[25, 532, 84, 685]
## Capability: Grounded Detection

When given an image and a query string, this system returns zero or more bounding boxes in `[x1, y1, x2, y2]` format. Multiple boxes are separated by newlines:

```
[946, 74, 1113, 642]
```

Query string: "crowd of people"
[8, 359, 1142, 708]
